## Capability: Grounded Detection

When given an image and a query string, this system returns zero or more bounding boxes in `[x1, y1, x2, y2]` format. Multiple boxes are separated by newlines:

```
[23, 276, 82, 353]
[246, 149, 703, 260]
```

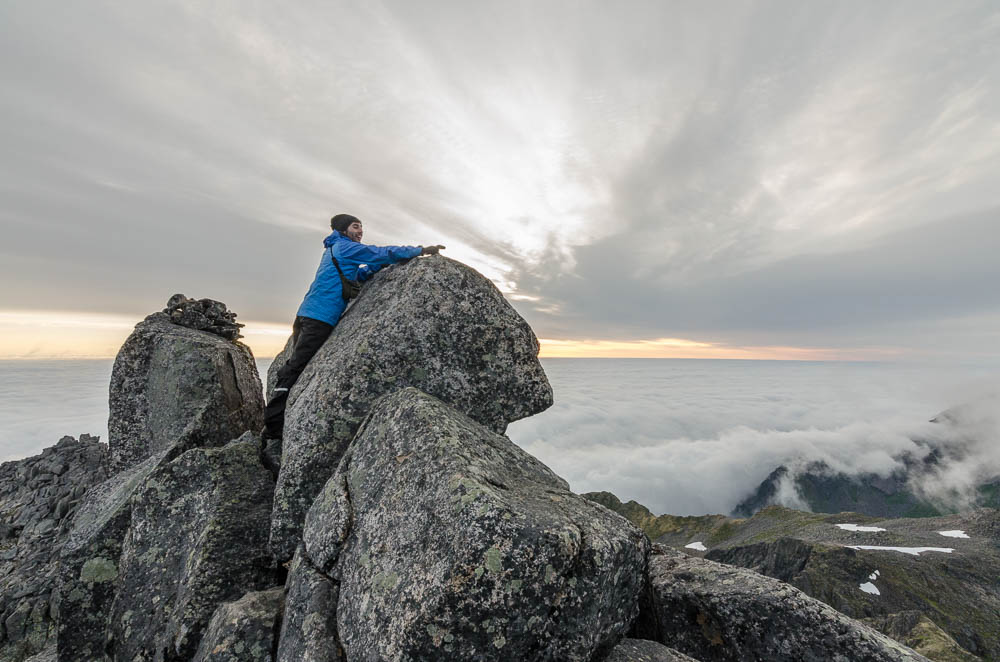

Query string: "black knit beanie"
[330, 214, 361, 233]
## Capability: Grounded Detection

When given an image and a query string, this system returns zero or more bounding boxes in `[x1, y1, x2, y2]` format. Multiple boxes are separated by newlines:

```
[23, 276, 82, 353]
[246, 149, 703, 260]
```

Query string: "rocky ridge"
[733, 400, 1000, 520]
[0, 257, 934, 661]
[0, 436, 108, 662]
[636, 545, 928, 662]
[733, 460, 1000, 520]
[590, 492, 1000, 661]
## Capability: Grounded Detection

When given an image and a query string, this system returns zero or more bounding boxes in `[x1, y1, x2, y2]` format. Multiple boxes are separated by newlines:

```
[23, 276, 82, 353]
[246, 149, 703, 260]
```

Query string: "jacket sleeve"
[340, 241, 422, 269]
[357, 264, 376, 282]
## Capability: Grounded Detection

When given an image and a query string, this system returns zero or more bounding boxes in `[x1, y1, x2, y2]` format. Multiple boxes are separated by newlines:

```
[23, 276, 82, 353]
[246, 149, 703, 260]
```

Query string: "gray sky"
[2, 1, 999, 358]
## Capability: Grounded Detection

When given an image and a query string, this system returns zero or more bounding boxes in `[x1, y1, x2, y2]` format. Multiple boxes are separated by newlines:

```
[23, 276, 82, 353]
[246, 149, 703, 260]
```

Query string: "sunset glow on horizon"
[536, 338, 902, 362]
[0, 309, 900, 362]
[0, 310, 293, 360]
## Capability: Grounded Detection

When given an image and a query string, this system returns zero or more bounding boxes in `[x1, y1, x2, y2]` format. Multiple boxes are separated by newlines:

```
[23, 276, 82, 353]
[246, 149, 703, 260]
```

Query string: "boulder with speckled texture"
[192, 588, 285, 662]
[269, 256, 552, 562]
[275, 548, 342, 662]
[108, 310, 263, 474]
[57, 449, 169, 662]
[295, 388, 646, 662]
[634, 545, 931, 662]
[107, 436, 279, 662]
[0, 436, 108, 662]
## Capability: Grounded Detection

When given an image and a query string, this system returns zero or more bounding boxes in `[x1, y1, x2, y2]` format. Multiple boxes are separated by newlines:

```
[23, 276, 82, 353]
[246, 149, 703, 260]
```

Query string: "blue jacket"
[297, 231, 422, 326]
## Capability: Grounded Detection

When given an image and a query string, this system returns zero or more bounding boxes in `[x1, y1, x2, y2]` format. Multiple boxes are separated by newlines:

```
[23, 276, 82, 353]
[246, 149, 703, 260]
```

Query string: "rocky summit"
[266, 255, 553, 562]
[0, 260, 942, 661]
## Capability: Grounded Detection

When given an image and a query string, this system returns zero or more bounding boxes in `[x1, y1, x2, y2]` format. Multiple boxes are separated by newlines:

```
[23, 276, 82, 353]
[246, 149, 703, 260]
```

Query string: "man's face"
[346, 221, 363, 242]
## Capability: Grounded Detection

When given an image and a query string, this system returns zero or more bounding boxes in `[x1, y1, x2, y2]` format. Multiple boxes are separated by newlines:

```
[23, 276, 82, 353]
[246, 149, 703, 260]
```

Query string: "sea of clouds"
[507, 359, 1000, 516]
[2, 358, 996, 517]
[1, 360, 114, 462]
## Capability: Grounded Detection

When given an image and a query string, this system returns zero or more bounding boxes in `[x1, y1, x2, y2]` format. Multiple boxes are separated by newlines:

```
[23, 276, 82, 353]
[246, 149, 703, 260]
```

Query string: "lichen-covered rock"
[275, 548, 342, 662]
[107, 435, 279, 661]
[57, 449, 172, 661]
[108, 310, 264, 474]
[603, 639, 702, 662]
[296, 388, 646, 662]
[270, 256, 553, 561]
[192, 587, 285, 662]
[635, 546, 930, 662]
[0, 435, 108, 662]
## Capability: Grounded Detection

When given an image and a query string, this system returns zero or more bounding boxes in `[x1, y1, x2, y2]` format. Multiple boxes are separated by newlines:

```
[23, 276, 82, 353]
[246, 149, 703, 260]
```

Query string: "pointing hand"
[421, 245, 445, 256]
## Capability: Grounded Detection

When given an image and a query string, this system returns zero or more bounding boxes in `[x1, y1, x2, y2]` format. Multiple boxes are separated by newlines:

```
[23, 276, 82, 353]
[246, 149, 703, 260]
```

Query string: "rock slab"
[635, 545, 931, 662]
[108, 311, 264, 474]
[270, 256, 553, 561]
[57, 449, 169, 661]
[294, 388, 647, 662]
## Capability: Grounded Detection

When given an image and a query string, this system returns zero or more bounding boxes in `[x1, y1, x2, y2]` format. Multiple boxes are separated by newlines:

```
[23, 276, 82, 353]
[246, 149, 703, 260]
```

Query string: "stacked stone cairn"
[0, 258, 932, 661]
[162, 293, 244, 341]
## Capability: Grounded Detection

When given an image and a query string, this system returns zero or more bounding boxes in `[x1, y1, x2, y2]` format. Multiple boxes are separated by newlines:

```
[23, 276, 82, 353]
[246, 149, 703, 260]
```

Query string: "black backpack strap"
[329, 247, 347, 278]
[330, 247, 362, 302]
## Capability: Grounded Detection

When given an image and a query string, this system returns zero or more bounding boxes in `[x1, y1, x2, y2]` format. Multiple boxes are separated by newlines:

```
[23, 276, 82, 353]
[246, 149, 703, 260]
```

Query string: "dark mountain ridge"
[734, 400, 1000, 519]
[588, 491, 1000, 661]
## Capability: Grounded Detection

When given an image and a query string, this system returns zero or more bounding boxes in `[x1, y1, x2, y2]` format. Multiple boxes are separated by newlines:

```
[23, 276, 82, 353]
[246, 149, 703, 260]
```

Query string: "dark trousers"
[263, 316, 334, 437]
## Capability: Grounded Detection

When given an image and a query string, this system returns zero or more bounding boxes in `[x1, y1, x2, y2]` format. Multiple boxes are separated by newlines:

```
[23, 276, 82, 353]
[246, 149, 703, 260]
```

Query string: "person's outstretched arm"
[339, 240, 422, 269]
[347, 242, 447, 281]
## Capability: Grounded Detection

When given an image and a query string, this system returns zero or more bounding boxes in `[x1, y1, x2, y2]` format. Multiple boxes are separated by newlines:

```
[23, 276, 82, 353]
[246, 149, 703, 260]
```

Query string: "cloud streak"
[0, 1, 998, 356]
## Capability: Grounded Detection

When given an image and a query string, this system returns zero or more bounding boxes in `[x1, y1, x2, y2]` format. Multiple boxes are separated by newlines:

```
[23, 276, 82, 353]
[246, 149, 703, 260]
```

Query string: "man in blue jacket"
[263, 213, 444, 440]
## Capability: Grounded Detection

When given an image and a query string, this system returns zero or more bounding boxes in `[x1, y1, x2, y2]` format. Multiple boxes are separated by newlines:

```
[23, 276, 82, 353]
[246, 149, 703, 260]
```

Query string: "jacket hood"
[323, 231, 343, 248]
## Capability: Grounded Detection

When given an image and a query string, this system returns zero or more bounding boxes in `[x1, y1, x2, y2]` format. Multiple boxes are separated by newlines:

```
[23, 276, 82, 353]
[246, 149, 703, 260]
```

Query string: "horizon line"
[0, 308, 917, 362]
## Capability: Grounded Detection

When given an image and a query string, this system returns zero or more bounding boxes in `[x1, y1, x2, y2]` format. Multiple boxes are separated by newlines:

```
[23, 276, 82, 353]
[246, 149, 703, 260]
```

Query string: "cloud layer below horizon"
[1, 1, 999, 358]
[508, 358, 1000, 515]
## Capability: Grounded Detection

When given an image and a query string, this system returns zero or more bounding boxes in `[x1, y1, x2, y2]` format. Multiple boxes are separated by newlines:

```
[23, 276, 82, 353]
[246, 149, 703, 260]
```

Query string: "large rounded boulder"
[285, 388, 647, 662]
[269, 256, 553, 561]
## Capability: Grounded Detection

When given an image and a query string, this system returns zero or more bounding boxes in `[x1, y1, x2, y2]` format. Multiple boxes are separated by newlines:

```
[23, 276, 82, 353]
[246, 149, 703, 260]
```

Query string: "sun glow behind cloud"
[1, 2, 998, 359]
